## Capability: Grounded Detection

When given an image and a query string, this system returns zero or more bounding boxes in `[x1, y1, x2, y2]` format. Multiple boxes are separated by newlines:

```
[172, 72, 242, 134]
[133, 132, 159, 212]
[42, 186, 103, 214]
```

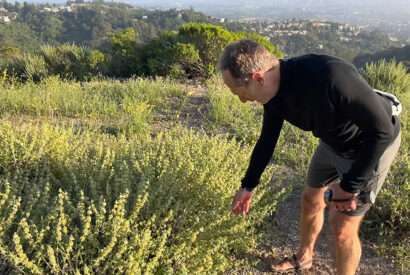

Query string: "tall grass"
[0, 76, 185, 136]
[0, 123, 287, 273]
[206, 76, 263, 143]
[362, 59, 410, 95]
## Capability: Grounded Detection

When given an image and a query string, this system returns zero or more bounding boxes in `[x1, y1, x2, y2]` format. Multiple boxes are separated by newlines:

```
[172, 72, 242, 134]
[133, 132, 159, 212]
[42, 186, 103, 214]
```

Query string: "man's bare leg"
[329, 210, 363, 275]
[272, 186, 327, 271]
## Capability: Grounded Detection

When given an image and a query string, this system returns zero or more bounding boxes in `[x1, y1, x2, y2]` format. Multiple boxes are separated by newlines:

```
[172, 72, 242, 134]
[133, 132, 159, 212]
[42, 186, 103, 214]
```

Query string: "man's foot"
[271, 254, 313, 273]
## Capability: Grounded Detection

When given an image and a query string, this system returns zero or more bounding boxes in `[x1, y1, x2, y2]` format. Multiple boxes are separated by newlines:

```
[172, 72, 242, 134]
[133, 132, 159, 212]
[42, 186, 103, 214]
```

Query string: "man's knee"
[301, 188, 326, 215]
[329, 212, 362, 245]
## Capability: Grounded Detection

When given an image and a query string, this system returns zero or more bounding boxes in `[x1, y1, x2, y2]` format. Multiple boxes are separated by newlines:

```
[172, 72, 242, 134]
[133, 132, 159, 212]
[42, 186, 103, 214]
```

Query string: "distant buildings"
[0, 16, 10, 23]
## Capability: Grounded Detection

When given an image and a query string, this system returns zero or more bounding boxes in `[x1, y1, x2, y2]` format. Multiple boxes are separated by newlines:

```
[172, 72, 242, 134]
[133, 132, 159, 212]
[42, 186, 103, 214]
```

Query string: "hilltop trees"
[140, 23, 283, 79]
[353, 45, 410, 71]
[0, 23, 282, 81]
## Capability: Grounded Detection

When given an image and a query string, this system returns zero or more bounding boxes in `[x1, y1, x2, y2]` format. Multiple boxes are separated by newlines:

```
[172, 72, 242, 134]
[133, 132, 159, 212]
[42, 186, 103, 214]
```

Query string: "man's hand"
[328, 183, 359, 212]
[232, 188, 253, 216]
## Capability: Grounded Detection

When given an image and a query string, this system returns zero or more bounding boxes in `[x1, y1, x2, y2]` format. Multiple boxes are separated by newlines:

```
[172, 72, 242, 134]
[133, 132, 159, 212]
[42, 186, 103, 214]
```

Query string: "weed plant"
[0, 123, 287, 274]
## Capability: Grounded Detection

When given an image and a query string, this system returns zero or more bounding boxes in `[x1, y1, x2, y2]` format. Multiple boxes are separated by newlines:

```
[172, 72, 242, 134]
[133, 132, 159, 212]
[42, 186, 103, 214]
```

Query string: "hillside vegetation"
[0, 53, 408, 273]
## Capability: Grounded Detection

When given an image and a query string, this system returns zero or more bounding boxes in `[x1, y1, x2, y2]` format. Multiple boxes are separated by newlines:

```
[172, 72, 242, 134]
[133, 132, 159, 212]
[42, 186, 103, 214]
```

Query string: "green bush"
[361, 59, 410, 95]
[108, 28, 140, 77]
[40, 44, 106, 81]
[0, 123, 288, 274]
[6, 53, 48, 82]
[3, 44, 106, 82]
[144, 23, 283, 79]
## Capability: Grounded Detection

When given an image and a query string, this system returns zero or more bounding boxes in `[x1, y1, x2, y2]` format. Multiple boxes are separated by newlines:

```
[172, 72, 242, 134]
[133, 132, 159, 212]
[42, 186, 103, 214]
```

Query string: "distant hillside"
[353, 45, 410, 71]
[0, 1, 402, 64]
[0, 2, 219, 51]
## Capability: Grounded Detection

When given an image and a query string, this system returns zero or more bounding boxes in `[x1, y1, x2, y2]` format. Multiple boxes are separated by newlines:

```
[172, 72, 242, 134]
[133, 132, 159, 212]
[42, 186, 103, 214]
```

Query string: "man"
[219, 39, 401, 274]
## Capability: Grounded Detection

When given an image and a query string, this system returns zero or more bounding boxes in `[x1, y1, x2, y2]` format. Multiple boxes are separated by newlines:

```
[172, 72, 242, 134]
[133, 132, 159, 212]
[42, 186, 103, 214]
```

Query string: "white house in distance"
[0, 16, 10, 23]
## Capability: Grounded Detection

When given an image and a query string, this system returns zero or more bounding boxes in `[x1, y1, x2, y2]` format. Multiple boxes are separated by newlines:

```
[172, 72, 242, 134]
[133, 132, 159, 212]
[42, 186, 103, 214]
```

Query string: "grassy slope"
[0, 75, 408, 273]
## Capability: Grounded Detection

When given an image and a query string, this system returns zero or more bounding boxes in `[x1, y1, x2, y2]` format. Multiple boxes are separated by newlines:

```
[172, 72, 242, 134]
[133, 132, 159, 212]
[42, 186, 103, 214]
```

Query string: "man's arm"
[241, 108, 284, 190]
[330, 62, 395, 194]
[232, 109, 283, 216]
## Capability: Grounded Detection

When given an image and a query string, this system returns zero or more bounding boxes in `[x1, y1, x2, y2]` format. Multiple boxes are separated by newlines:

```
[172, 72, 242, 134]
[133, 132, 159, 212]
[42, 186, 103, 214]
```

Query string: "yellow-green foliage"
[0, 59, 408, 273]
[0, 76, 184, 136]
[0, 123, 287, 274]
[206, 76, 263, 143]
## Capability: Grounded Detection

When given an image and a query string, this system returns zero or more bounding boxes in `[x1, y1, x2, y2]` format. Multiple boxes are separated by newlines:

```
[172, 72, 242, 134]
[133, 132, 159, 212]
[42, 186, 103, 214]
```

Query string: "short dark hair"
[219, 39, 277, 83]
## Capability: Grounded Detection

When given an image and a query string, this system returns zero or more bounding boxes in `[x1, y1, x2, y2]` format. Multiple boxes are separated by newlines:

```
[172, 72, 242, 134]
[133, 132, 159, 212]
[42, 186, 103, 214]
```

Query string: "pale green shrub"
[0, 123, 288, 273]
[7, 53, 48, 82]
[40, 44, 106, 81]
[362, 59, 410, 95]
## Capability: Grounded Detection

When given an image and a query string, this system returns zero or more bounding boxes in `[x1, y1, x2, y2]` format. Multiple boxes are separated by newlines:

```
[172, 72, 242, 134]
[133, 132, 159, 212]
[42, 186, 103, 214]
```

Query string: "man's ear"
[251, 72, 264, 85]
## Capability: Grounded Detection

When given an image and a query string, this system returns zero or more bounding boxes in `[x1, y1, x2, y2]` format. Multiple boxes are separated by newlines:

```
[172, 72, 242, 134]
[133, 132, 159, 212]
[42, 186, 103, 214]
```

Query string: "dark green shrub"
[144, 23, 283, 79]
[108, 28, 141, 77]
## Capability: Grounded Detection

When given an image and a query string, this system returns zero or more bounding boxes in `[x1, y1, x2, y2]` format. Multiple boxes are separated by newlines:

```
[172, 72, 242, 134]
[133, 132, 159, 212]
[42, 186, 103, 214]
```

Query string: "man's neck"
[262, 60, 281, 103]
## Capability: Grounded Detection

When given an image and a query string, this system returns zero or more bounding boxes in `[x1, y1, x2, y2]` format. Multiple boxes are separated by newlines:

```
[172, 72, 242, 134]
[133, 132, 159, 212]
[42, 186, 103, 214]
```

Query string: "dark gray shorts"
[307, 133, 401, 216]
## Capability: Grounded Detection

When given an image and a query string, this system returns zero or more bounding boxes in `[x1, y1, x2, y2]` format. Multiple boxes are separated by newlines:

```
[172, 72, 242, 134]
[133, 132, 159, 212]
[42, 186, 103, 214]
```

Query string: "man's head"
[219, 39, 279, 104]
[219, 39, 277, 85]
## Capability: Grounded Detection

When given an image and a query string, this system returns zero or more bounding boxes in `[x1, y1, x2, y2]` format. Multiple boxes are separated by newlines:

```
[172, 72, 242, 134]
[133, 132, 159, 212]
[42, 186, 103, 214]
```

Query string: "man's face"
[222, 70, 261, 103]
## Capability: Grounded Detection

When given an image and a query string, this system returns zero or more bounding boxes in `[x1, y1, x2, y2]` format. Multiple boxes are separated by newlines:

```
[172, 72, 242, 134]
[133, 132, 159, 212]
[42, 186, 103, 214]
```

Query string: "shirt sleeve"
[329, 61, 395, 193]
[241, 107, 284, 190]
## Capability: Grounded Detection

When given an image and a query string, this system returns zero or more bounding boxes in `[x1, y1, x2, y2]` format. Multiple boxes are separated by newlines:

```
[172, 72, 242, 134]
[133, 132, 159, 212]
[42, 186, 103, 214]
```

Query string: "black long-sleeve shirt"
[241, 54, 400, 193]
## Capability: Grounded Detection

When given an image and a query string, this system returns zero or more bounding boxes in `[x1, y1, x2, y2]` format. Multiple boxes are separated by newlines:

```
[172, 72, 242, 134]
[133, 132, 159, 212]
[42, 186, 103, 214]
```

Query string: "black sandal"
[271, 254, 313, 274]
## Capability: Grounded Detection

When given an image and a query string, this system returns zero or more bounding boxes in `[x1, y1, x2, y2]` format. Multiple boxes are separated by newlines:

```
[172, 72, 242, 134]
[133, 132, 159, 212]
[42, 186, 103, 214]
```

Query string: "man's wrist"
[241, 187, 253, 192]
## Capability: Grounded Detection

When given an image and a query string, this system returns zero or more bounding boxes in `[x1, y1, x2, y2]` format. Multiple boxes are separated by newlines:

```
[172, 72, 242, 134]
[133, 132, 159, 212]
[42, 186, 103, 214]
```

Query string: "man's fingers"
[245, 201, 250, 213]
[331, 201, 358, 212]
[232, 199, 241, 215]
